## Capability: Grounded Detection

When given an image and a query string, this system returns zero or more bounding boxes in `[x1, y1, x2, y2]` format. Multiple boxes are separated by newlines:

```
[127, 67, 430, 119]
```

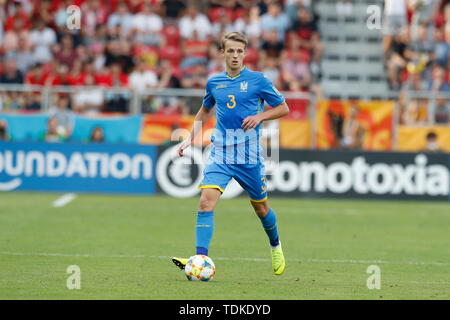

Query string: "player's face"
[222, 40, 246, 72]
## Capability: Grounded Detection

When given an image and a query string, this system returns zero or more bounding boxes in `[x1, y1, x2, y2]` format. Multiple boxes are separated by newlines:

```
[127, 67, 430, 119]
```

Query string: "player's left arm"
[242, 101, 289, 131]
[242, 75, 289, 131]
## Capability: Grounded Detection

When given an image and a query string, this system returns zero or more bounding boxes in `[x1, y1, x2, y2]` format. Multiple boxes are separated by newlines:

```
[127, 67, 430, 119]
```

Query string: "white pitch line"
[52, 193, 77, 208]
[0, 251, 449, 267]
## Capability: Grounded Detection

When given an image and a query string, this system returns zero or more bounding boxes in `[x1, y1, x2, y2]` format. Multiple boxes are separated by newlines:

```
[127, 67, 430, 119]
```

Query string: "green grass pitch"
[0, 192, 449, 300]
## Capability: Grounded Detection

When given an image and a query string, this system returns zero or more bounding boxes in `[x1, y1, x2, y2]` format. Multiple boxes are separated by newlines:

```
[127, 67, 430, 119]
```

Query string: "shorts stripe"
[249, 196, 268, 203]
[198, 185, 225, 193]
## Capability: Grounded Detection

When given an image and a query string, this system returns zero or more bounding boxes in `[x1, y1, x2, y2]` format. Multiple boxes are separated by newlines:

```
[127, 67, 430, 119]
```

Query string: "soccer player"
[172, 32, 289, 275]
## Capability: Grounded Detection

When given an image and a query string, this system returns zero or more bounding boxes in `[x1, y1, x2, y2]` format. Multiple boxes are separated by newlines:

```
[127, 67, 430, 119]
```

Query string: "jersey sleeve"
[258, 75, 285, 107]
[202, 80, 216, 109]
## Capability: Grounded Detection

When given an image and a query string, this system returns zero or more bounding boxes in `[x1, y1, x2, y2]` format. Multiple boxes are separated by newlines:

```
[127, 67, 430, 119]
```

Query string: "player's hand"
[177, 139, 191, 157]
[242, 115, 263, 131]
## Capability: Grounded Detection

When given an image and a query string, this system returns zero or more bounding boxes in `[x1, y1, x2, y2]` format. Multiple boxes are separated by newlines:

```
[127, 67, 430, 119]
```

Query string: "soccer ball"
[184, 255, 216, 282]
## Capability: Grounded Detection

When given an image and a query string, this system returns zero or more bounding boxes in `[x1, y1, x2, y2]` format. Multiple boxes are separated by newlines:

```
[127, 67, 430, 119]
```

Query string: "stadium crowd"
[0, 0, 322, 125]
[383, 0, 450, 125]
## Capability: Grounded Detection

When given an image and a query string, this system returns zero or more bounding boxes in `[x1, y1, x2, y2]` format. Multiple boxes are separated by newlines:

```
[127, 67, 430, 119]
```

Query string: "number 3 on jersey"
[227, 95, 236, 109]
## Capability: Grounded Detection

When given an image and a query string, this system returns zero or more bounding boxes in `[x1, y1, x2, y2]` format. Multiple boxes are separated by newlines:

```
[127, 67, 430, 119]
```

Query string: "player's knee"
[198, 196, 217, 212]
[251, 201, 270, 217]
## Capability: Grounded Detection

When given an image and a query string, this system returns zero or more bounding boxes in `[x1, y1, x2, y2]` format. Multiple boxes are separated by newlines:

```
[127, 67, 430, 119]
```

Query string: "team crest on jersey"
[240, 81, 248, 92]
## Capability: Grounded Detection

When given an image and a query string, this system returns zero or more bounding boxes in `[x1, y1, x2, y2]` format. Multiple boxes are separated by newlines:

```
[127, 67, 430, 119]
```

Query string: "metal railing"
[1, 84, 449, 149]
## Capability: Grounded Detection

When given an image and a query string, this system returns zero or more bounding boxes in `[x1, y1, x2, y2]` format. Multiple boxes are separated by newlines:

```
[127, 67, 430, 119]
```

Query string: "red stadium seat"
[244, 47, 259, 65]
[162, 24, 180, 47]
[208, 7, 232, 23]
[159, 46, 183, 66]
[232, 8, 246, 21]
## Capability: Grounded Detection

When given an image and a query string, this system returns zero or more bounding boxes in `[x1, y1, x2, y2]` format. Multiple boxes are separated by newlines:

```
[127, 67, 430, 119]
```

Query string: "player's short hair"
[221, 32, 248, 50]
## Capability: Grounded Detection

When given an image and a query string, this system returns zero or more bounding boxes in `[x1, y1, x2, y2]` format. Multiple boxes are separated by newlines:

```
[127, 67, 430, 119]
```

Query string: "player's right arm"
[177, 105, 213, 157]
[178, 79, 216, 157]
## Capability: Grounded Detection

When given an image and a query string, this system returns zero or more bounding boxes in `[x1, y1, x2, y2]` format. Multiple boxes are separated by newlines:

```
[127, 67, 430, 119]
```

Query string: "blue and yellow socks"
[196, 209, 279, 256]
[259, 208, 280, 247]
[195, 211, 214, 256]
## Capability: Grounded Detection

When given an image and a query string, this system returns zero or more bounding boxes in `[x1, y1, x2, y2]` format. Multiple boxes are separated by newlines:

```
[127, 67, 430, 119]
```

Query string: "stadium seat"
[162, 24, 180, 47]
[159, 46, 183, 66]
[208, 7, 233, 23]
[244, 47, 259, 65]
[232, 8, 245, 21]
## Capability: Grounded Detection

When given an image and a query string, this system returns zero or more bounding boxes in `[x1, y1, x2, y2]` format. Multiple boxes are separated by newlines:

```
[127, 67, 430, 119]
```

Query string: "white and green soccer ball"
[184, 255, 216, 282]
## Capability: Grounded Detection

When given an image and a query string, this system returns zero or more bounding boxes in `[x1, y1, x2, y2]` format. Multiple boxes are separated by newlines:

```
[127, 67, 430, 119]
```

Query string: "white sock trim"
[270, 243, 281, 250]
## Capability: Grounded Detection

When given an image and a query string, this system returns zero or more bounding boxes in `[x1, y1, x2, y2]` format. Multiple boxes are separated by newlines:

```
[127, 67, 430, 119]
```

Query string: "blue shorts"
[198, 162, 268, 202]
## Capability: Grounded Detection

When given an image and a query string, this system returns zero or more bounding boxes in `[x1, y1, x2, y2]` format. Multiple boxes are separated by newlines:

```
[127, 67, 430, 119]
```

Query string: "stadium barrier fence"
[2, 84, 450, 151]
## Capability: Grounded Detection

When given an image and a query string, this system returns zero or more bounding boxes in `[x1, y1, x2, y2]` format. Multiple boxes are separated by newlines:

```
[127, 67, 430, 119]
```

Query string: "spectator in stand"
[151, 59, 183, 114]
[0, 59, 23, 84]
[4, 35, 34, 75]
[435, 25, 450, 67]
[104, 64, 130, 113]
[234, 6, 262, 48]
[341, 105, 365, 149]
[179, 4, 212, 41]
[31, 0, 54, 27]
[181, 63, 208, 89]
[104, 40, 135, 73]
[47, 63, 76, 86]
[257, 0, 272, 16]
[429, 64, 450, 91]
[73, 74, 104, 113]
[129, 59, 158, 93]
[280, 40, 311, 91]
[48, 94, 75, 138]
[260, 29, 284, 61]
[262, 56, 280, 87]
[433, 97, 450, 123]
[157, 59, 181, 89]
[410, 23, 436, 55]
[107, 1, 134, 38]
[162, 0, 187, 21]
[285, 0, 316, 23]
[387, 26, 414, 90]
[0, 4, 4, 45]
[409, 0, 440, 42]
[54, 0, 71, 35]
[289, 7, 322, 77]
[53, 34, 78, 71]
[261, 1, 290, 44]
[88, 41, 105, 69]
[382, 0, 408, 57]
[24, 62, 47, 85]
[40, 116, 67, 142]
[0, 120, 10, 141]
[181, 62, 208, 114]
[211, 8, 235, 38]
[402, 98, 428, 124]
[4, 1, 31, 32]
[86, 24, 108, 48]
[30, 19, 57, 64]
[23, 91, 42, 110]
[90, 126, 105, 143]
[81, 0, 108, 39]
[132, 3, 163, 46]
[0, 91, 23, 111]
[207, 42, 226, 76]
[423, 130, 443, 152]
[3, 17, 31, 53]
[181, 30, 210, 70]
